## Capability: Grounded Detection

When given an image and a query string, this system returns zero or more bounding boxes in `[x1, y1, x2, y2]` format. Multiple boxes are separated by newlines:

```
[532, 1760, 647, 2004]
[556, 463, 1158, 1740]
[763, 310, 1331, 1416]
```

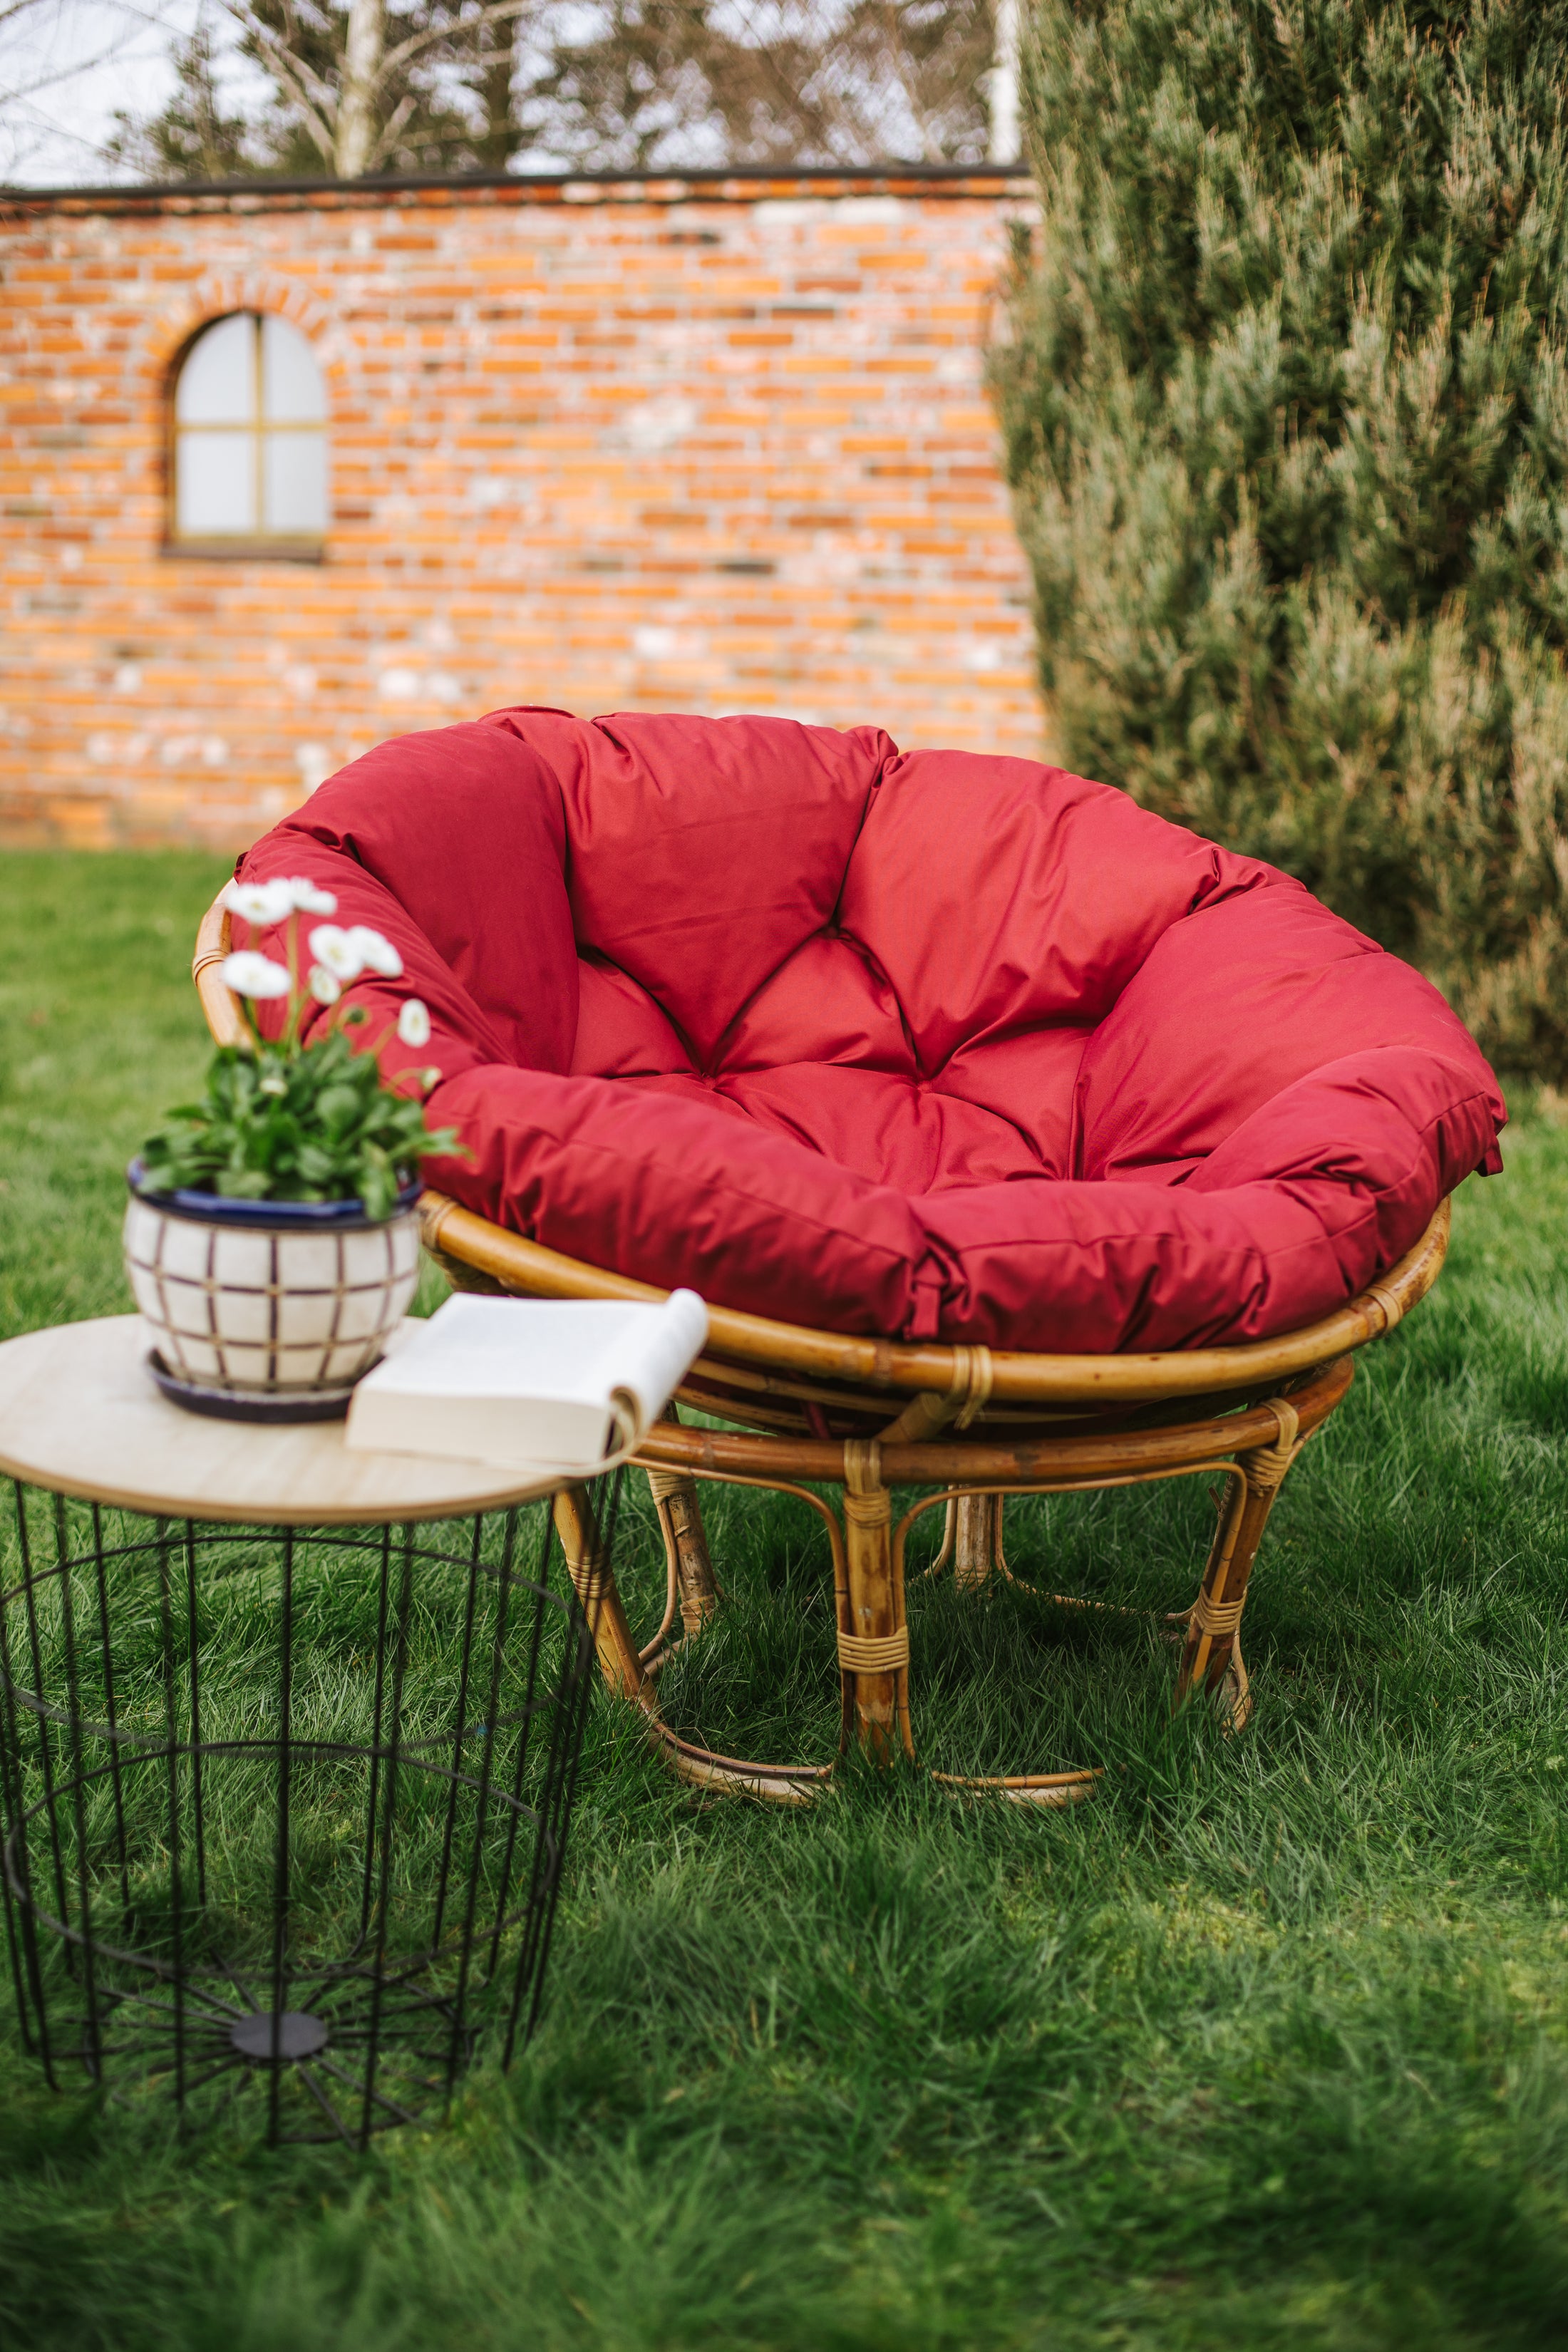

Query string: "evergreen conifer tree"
[996, 0, 1568, 1076]
[103, 16, 258, 181]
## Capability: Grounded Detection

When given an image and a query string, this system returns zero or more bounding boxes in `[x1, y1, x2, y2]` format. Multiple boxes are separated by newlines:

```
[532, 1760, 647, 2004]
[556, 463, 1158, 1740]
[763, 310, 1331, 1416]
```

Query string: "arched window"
[171, 313, 327, 552]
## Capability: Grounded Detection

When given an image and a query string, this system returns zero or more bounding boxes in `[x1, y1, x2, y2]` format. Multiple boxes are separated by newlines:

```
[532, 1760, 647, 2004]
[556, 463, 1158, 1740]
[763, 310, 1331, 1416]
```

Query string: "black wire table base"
[0, 1473, 619, 2147]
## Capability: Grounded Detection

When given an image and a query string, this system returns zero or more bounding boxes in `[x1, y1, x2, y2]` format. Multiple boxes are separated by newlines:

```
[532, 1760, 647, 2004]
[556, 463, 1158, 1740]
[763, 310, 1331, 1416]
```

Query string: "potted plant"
[124, 875, 460, 1420]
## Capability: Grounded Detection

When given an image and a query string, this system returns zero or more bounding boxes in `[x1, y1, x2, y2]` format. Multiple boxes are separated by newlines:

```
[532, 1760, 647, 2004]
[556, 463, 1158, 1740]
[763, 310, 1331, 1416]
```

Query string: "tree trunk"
[336, 0, 385, 177]
[989, 0, 1021, 164]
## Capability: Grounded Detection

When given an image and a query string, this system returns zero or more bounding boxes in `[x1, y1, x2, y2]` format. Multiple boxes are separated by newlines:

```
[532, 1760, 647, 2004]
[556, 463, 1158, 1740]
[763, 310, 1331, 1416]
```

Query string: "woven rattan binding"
[1187, 1589, 1247, 1639]
[837, 1629, 911, 1672]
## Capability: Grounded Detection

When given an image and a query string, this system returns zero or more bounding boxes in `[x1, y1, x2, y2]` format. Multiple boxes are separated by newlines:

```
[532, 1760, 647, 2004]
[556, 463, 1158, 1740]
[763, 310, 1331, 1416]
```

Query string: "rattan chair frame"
[195, 892, 1449, 1805]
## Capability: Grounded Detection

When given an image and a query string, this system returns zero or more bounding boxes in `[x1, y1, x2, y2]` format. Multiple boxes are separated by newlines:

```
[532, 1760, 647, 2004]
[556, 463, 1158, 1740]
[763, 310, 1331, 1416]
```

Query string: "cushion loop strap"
[837, 1629, 910, 1673]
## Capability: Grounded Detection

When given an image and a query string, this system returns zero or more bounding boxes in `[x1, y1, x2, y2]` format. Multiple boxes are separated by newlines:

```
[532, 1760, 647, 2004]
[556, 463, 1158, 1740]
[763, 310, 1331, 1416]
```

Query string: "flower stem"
[283, 912, 304, 1053]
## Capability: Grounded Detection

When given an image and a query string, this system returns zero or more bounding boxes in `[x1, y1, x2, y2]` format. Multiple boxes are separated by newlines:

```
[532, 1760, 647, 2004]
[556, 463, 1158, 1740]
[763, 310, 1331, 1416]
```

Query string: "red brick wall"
[0, 170, 1043, 847]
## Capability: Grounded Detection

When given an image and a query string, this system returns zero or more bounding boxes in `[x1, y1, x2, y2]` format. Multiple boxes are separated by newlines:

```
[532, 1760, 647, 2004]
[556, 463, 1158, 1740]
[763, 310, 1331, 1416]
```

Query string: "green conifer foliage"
[995, 0, 1568, 1076]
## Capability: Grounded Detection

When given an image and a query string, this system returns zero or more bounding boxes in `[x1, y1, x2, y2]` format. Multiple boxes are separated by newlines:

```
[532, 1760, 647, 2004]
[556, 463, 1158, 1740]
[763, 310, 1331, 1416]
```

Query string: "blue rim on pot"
[126, 1157, 423, 1229]
[123, 1158, 426, 1422]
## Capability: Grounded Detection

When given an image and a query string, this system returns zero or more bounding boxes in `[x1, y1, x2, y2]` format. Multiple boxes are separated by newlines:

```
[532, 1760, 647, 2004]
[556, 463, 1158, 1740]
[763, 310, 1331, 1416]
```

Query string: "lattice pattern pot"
[123, 1175, 421, 1398]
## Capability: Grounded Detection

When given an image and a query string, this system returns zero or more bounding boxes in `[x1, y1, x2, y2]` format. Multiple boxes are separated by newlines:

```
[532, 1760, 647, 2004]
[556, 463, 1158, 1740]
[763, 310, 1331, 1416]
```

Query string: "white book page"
[344, 1290, 708, 1468]
[588, 1289, 708, 1443]
[356, 1297, 642, 1401]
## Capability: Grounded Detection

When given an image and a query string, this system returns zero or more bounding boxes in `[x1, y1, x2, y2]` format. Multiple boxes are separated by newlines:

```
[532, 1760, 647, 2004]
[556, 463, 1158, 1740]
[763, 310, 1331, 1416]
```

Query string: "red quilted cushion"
[235, 710, 1506, 1352]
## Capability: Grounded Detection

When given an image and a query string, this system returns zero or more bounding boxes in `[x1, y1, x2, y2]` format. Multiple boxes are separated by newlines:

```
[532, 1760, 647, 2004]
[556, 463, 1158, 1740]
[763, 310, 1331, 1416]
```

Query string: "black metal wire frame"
[0, 1472, 619, 2148]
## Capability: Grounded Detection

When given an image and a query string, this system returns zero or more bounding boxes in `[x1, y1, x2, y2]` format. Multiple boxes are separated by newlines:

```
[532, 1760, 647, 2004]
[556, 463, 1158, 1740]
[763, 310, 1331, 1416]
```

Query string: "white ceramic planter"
[124, 1165, 421, 1415]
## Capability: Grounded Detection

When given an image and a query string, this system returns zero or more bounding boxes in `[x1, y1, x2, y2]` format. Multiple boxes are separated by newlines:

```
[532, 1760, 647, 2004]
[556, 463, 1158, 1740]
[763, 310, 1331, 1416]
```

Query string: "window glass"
[262, 316, 326, 423]
[173, 313, 328, 544]
[177, 432, 257, 536]
[263, 432, 328, 533]
[175, 313, 254, 425]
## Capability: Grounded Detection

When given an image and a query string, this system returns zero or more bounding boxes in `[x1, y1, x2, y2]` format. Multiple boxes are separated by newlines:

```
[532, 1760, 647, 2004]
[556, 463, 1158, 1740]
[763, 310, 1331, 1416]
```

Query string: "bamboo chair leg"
[645, 1453, 720, 1638]
[552, 1487, 647, 1703]
[840, 1441, 912, 1763]
[953, 1491, 1004, 1589]
[1174, 1408, 1303, 1725]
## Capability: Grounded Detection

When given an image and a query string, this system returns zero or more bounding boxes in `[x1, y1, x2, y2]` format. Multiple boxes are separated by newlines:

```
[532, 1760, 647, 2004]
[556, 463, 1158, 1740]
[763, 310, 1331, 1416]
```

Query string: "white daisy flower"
[220, 878, 294, 927]
[347, 926, 404, 979]
[307, 924, 365, 981]
[218, 951, 292, 1000]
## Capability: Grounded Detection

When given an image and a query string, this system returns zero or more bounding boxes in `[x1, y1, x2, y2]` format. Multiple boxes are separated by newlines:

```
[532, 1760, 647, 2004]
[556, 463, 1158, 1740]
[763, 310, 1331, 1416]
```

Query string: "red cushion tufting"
[237, 708, 1505, 1351]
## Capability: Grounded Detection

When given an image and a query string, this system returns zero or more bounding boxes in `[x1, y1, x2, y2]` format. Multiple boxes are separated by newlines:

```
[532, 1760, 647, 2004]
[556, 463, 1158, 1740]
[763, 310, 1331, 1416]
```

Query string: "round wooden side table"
[0, 1316, 625, 2149]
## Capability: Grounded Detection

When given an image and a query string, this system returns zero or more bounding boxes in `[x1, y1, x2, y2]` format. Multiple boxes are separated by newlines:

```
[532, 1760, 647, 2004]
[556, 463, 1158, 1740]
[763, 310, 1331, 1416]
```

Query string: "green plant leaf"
[215, 1166, 274, 1199]
[139, 1021, 465, 1209]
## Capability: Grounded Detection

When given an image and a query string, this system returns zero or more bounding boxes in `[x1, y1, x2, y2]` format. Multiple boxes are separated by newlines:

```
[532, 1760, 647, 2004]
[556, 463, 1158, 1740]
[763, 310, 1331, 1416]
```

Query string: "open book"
[344, 1289, 709, 1472]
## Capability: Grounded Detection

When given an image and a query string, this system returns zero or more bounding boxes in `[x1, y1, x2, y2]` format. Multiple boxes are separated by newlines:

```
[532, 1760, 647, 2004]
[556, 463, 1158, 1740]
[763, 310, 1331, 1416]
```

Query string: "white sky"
[0, 0, 209, 182]
[0, 0, 638, 185]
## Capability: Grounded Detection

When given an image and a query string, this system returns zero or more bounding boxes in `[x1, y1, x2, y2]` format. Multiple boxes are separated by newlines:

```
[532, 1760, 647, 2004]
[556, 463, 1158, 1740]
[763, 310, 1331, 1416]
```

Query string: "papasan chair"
[196, 710, 1506, 1803]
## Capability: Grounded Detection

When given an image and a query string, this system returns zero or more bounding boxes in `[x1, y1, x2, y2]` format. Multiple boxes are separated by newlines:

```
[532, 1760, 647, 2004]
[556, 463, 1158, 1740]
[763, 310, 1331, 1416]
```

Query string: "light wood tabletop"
[0, 1316, 611, 1525]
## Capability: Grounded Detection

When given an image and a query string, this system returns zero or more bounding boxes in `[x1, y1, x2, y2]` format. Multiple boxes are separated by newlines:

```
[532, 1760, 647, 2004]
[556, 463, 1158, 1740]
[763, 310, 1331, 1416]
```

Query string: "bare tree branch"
[363, 78, 413, 165]
[217, 0, 339, 117]
[373, 0, 532, 93]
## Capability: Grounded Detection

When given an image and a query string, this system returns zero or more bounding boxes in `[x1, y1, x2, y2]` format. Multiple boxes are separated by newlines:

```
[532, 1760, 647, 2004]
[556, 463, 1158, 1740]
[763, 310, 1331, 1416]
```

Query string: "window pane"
[176, 314, 255, 425]
[262, 430, 327, 534]
[262, 316, 326, 423]
[177, 430, 256, 535]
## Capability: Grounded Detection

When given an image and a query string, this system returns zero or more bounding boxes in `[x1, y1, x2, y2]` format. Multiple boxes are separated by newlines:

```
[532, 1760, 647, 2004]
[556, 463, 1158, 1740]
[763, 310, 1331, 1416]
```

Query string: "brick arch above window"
[170, 311, 329, 557]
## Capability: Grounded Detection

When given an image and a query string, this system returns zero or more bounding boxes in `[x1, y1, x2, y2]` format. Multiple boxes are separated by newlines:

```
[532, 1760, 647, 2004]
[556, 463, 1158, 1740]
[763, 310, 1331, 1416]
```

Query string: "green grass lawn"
[3, 849, 1568, 2351]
